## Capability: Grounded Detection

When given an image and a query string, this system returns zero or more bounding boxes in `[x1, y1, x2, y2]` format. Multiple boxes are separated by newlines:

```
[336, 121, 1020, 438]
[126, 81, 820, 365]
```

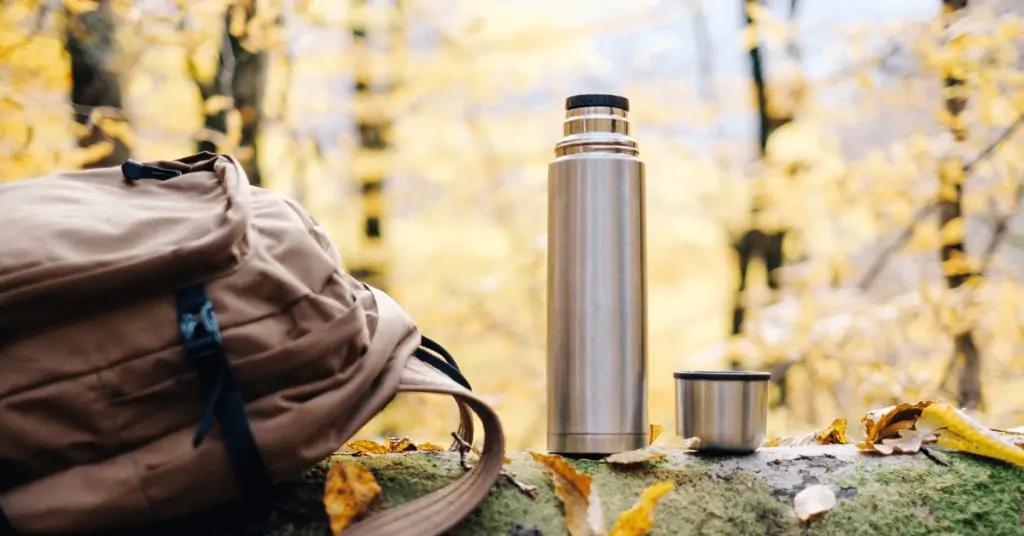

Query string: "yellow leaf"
[530, 452, 606, 536]
[415, 442, 446, 452]
[648, 424, 664, 446]
[64, 0, 99, 14]
[940, 217, 965, 246]
[608, 481, 674, 536]
[938, 157, 965, 186]
[941, 256, 977, 278]
[346, 439, 390, 455]
[793, 484, 836, 522]
[322, 461, 381, 535]
[203, 95, 235, 115]
[763, 418, 848, 447]
[918, 403, 1024, 469]
[907, 222, 940, 252]
[385, 436, 416, 453]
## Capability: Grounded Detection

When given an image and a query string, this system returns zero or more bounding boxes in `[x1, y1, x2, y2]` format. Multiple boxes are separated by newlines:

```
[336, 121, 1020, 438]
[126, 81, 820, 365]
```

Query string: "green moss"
[813, 454, 1024, 536]
[88, 448, 1024, 536]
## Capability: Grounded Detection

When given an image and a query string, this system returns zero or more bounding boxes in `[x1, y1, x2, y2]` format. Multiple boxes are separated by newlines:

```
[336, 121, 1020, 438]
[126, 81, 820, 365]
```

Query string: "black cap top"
[566, 94, 629, 112]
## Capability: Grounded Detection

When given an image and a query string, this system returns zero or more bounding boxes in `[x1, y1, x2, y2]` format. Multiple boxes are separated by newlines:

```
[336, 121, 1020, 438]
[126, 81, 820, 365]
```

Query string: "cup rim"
[673, 370, 771, 381]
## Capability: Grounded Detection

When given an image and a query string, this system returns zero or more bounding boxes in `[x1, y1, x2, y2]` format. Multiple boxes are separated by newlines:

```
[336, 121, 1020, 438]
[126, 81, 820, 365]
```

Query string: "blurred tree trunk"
[65, 0, 130, 168]
[731, 0, 793, 341]
[189, 1, 268, 186]
[347, 0, 402, 293]
[937, 0, 983, 410]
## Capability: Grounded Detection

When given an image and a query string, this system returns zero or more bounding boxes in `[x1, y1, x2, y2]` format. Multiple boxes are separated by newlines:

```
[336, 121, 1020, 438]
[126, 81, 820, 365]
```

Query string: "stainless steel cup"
[674, 371, 770, 453]
[547, 94, 647, 456]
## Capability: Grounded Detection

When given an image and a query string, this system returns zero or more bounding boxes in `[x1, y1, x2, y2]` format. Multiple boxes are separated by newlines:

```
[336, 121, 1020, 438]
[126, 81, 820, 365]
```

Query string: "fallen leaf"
[917, 403, 1024, 469]
[530, 452, 605, 536]
[346, 439, 390, 455]
[345, 437, 449, 455]
[648, 424, 664, 446]
[323, 461, 382, 535]
[793, 484, 836, 522]
[764, 418, 849, 447]
[869, 428, 935, 455]
[386, 436, 417, 453]
[604, 436, 700, 467]
[608, 481, 674, 536]
[857, 401, 934, 450]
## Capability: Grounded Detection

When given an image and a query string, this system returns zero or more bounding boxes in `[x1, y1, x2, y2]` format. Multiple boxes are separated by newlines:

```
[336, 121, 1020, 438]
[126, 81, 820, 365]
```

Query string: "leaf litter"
[531, 451, 675, 536]
[763, 418, 849, 447]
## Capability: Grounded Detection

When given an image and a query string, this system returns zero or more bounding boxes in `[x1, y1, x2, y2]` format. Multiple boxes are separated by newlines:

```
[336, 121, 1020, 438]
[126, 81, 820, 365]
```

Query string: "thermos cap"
[565, 94, 630, 112]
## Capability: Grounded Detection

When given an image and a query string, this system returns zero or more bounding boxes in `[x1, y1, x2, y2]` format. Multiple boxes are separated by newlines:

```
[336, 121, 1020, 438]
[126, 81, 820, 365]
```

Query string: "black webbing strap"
[175, 284, 273, 500]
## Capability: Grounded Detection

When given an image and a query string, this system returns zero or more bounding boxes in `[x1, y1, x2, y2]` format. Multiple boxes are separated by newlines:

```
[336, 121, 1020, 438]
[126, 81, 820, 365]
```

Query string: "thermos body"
[547, 94, 648, 456]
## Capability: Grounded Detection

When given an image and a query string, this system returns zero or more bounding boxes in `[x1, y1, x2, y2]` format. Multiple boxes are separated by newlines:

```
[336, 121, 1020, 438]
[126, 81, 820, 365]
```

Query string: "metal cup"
[674, 371, 770, 453]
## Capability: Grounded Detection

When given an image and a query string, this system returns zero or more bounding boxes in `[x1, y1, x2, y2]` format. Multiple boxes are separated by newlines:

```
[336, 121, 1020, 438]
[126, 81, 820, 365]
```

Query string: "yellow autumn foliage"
[2, 0, 1024, 454]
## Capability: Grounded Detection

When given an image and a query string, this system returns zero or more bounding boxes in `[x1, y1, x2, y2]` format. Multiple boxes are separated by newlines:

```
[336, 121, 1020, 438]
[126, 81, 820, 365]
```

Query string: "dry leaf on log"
[530, 452, 606, 536]
[604, 436, 700, 467]
[916, 402, 1024, 469]
[793, 484, 836, 522]
[856, 401, 934, 451]
[345, 437, 444, 455]
[323, 461, 382, 535]
[608, 481, 675, 536]
[763, 418, 848, 447]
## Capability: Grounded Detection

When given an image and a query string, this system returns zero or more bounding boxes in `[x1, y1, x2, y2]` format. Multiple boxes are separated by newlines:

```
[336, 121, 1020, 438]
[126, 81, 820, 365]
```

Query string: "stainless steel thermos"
[547, 94, 647, 456]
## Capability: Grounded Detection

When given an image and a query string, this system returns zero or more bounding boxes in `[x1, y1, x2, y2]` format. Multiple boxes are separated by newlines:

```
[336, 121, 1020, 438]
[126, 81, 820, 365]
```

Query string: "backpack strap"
[341, 287, 505, 536]
[174, 283, 274, 500]
[343, 358, 506, 536]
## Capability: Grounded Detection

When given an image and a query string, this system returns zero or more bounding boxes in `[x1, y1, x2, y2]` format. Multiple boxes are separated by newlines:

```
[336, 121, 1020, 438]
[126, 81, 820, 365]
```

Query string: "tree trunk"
[188, 2, 268, 186]
[65, 0, 130, 168]
[93, 446, 1024, 536]
[937, 0, 983, 411]
[732, 0, 797, 408]
[228, 1, 268, 187]
[347, 0, 401, 293]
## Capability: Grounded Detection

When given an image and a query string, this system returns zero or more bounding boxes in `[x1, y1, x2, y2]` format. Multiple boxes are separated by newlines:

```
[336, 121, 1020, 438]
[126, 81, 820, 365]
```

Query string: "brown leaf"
[530, 452, 605, 536]
[793, 484, 836, 522]
[859, 401, 934, 445]
[608, 481, 674, 536]
[323, 461, 382, 535]
[604, 436, 699, 467]
[648, 424, 664, 446]
[764, 418, 849, 447]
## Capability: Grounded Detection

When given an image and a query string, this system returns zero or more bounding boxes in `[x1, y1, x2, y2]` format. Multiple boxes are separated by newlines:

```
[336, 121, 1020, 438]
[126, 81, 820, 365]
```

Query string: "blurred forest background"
[3, 0, 1024, 451]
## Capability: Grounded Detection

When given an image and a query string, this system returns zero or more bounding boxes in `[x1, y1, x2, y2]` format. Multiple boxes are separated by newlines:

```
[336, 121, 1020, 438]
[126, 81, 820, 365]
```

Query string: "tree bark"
[937, 0, 983, 411]
[65, 0, 130, 168]
[92, 446, 1024, 536]
[188, 2, 268, 186]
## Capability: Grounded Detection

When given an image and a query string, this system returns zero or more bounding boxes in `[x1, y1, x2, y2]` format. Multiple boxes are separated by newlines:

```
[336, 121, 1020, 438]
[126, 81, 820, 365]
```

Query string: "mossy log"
[101, 445, 1024, 536]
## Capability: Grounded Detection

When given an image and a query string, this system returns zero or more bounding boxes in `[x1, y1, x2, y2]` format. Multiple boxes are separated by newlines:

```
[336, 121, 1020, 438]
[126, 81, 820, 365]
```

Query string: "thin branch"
[964, 115, 1024, 172]
[449, 432, 537, 499]
[856, 203, 938, 290]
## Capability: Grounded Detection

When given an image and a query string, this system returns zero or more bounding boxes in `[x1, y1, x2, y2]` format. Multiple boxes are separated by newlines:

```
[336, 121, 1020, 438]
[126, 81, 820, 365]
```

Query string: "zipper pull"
[122, 159, 183, 182]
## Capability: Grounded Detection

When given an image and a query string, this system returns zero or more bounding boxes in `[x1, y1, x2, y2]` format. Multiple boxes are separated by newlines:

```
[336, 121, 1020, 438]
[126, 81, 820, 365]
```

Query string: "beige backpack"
[0, 152, 505, 535]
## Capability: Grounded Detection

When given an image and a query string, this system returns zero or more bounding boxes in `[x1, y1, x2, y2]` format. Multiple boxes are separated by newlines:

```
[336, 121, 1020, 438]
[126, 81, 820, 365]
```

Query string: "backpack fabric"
[0, 152, 505, 535]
